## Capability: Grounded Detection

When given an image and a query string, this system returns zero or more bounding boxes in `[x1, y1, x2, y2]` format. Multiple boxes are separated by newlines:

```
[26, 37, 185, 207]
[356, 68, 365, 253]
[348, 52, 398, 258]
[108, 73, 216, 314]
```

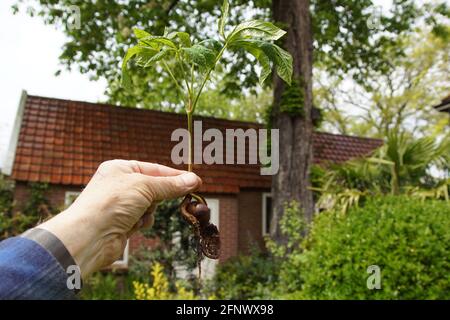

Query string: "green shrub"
[0, 177, 43, 240]
[206, 249, 279, 300]
[80, 272, 134, 300]
[287, 196, 450, 299]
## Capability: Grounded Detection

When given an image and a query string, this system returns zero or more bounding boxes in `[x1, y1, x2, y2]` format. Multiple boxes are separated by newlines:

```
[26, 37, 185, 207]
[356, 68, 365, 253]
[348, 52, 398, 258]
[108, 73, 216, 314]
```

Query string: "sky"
[0, 0, 442, 168]
[0, 0, 107, 168]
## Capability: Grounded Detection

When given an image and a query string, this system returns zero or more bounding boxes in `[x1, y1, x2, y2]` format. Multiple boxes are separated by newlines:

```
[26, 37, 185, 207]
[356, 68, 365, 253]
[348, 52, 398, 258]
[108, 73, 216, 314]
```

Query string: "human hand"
[39, 160, 202, 278]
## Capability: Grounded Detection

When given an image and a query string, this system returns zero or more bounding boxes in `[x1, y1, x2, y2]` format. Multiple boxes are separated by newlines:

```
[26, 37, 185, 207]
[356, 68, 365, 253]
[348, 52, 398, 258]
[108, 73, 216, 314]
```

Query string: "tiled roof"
[7, 94, 382, 193]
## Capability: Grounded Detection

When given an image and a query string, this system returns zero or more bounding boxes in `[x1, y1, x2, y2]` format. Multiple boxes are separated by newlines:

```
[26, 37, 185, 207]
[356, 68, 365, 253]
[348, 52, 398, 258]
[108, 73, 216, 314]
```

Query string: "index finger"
[129, 161, 187, 177]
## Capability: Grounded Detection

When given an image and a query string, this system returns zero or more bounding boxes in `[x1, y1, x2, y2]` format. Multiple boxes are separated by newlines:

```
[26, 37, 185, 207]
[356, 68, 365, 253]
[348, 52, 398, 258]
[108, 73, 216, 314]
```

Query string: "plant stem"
[162, 60, 184, 94]
[187, 110, 193, 172]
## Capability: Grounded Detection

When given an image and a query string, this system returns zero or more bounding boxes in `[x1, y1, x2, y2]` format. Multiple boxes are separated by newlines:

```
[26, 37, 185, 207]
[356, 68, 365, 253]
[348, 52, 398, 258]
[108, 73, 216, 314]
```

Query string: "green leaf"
[218, 0, 229, 39]
[143, 48, 173, 67]
[181, 44, 217, 69]
[231, 39, 293, 85]
[167, 31, 191, 47]
[133, 28, 151, 39]
[228, 20, 286, 42]
[240, 45, 272, 85]
[141, 36, 177, 49]
[176, 32, 191, 47]
[198, 38, 223, 52]
[121, 45, 145, 89]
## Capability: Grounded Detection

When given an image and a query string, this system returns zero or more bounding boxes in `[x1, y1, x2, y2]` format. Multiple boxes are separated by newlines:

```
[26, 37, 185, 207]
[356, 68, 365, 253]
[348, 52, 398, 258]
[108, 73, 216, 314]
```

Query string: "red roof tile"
[9, 95, 382, 193]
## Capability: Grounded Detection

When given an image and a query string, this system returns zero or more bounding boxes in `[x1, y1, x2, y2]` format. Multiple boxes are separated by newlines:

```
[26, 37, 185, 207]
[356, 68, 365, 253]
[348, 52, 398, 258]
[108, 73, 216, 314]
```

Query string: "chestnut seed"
[186, 201, 198, 215]
[193, 203, 210, 224]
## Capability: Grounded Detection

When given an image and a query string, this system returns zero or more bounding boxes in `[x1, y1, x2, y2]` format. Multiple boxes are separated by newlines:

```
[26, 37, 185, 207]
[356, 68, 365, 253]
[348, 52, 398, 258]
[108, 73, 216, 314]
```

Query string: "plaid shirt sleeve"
[0, 236, 77, 300]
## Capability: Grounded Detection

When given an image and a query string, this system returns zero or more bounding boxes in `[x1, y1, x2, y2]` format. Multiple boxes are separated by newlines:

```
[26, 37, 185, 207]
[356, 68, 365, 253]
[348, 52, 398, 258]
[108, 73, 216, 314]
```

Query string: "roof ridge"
[26, 94, 264, 128]
[314, 131, 383, 143]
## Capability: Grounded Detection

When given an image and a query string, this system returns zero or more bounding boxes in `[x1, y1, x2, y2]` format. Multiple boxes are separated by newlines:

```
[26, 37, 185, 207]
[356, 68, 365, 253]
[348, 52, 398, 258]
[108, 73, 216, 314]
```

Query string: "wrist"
[38, 208, 104, 278]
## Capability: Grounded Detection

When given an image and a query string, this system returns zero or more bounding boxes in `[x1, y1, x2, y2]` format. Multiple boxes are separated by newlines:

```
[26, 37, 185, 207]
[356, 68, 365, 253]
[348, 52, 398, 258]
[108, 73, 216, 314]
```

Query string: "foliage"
[287, 196, 450, 299]
[0, 178, 53, 240]
[205, 248, 279, 300]
[313, 131, 450, 213]
[80, 272, 134, 300]
[196, 87, 272, 123]
[279, 78, 304, 116]
[122, 0, 293, 168]
[13, 0, 449, 112]
[265, 201, 307, 294]
[133, 263, 198, 300]
[0, 175, 14, 216]
[318, 29, 450, 138]
[369, 131, 449, 194]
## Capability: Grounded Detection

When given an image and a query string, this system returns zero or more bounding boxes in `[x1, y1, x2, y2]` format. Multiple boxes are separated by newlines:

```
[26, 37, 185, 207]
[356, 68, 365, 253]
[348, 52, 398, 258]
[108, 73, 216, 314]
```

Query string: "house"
[1, 91, 382, 272]
[433, 94, 450, 114]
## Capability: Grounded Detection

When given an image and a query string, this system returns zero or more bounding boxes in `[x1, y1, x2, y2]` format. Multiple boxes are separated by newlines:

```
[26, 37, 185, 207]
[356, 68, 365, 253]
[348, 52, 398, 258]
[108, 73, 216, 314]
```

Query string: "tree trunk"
[270, 0, 314, 242]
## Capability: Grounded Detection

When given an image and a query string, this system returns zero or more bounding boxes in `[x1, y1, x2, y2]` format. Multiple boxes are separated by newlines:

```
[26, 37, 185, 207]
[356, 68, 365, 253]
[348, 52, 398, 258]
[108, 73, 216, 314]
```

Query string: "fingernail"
[181, 172, 199, 188]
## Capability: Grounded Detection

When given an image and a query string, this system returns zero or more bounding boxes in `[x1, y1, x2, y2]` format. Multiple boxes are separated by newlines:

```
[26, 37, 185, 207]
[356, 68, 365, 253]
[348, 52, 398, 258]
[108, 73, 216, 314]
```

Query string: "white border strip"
[2, 90, 27, 176]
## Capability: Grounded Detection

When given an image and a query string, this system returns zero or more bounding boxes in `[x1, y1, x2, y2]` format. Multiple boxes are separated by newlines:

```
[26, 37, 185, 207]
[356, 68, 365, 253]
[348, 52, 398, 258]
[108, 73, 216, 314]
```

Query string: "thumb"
[141, 172, 202, 201]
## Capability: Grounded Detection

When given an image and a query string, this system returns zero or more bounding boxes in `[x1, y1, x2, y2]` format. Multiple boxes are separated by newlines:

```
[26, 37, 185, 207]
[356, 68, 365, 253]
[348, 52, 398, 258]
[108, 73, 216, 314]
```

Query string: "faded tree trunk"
[270, 0, 314, 241]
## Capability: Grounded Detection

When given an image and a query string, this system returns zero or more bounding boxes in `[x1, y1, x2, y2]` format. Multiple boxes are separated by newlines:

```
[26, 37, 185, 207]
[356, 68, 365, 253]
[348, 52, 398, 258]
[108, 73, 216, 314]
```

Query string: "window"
[64, 191, 129, 268]
[65, 191, 81, 207]
[262, 193, 273, 236]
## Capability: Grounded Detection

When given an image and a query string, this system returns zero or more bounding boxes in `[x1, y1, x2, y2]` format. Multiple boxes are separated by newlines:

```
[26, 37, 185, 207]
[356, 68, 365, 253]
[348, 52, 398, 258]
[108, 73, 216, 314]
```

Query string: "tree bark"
[270, 0, 314, 241]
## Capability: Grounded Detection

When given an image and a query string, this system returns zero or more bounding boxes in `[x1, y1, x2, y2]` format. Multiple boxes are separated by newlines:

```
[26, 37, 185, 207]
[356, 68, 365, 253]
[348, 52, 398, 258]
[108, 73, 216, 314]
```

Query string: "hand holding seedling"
[122, 0, 293, 265]
[39, 160, 201, 278]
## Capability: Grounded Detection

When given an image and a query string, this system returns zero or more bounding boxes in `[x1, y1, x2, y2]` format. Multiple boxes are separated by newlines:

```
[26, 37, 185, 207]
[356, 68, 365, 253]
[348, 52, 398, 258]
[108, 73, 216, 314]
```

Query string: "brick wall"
[237, 190, 267, 253]
[13, 181, 81, 212]
[215, 194, 239, 263]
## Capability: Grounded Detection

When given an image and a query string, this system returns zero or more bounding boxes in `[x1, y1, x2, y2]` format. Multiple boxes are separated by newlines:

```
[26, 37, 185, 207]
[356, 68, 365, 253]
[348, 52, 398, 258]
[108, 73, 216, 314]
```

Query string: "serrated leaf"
[141, 36, 177, 49]
[198, 38, 222, 52]
[228, 20, 286, 42]
[168, 31, 191, 47]
[230, 39, 292, 85]
[133, 28, 151, 39]
[256, 52, 271, 85]
[239, 45, 272, 85]
[218, 0, 229, 39]
[181, 44, 217, 69]
[143, 48, 173, 67]
[121, 45, 145, 89]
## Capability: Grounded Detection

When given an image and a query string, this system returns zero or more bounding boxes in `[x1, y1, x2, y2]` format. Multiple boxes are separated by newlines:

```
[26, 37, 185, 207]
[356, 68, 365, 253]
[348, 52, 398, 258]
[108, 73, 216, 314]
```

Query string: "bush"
[207, 248, 279, 300]
[287, 196, 450, 299]
[80, 272, 134, 300]
[133, 263, 198, 300]
[0, 177, 45, 240]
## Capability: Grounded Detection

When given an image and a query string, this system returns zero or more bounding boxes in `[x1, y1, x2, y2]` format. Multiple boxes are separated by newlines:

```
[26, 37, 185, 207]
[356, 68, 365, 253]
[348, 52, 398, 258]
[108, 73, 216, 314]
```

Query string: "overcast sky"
[0, 0, 442, 168]
[0, 0, 107, 167]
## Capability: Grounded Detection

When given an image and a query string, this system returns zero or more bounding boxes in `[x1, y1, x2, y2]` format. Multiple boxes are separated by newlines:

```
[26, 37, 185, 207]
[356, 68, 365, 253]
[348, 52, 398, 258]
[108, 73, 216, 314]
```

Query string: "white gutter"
[2, 90, 27, 176]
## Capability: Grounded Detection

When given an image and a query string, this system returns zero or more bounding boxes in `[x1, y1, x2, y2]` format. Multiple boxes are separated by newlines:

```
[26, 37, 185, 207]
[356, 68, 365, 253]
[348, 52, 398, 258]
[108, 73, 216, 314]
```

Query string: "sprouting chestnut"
[192, 203, 210, 225]
[180, 194, 220, 260]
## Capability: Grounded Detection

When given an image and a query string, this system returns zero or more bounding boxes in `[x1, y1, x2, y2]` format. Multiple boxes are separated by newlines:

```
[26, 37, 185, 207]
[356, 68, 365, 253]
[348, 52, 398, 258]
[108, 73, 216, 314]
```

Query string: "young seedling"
[121, 0, 293, 275]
